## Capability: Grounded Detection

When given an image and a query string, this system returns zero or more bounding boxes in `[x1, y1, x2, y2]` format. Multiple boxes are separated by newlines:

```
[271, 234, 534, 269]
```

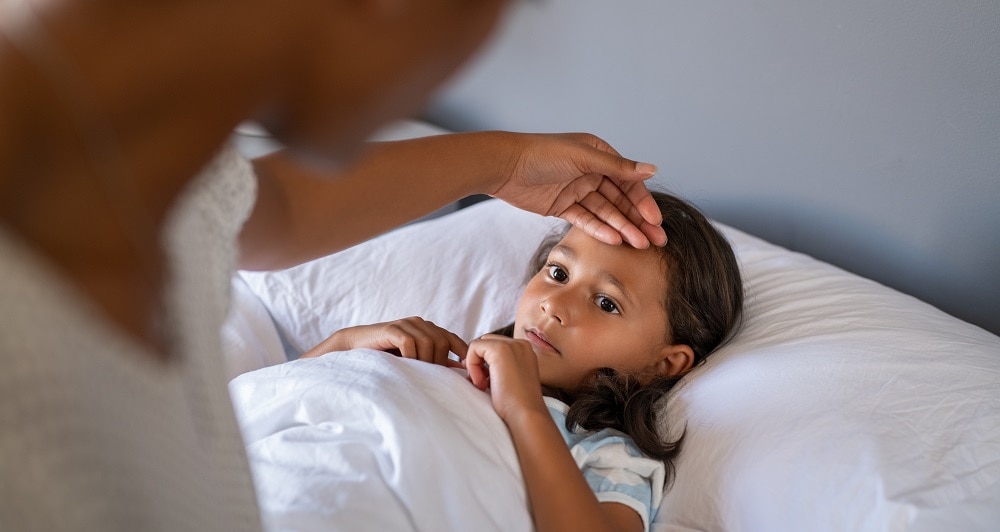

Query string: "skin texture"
[300, 316, 467, 368]
[240, 132, 666, 270]
[512, 227, 692, 392]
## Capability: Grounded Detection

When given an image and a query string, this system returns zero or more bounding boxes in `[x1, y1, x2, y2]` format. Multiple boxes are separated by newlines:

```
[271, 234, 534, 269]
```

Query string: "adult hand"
[489, 133, 667, 249]
[300, 317, 467, 367]
[465, 334, 548, 421]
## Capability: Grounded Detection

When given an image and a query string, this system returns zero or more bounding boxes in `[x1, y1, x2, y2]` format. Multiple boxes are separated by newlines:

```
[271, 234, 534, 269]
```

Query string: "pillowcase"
[655, 225, 1000, 530]
[219, 275, 288, 381]
[238, 200, 565, 355]
[223, 120, 453, 377]
[238, 196, 1000, 531]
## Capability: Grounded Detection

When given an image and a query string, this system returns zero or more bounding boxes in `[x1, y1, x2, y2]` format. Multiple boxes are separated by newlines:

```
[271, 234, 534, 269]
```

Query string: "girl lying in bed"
[300, 191, 743, 532]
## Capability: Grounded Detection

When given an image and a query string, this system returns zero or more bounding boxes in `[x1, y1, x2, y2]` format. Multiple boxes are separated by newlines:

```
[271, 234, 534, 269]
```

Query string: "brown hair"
[495, 191, 743, 484]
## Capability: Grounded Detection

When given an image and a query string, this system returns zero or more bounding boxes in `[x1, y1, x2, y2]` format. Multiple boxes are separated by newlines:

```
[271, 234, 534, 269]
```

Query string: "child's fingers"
[419, 321, 467, 366]
[443, 329, 468, 360]
[382, 318, 453, 367]
[398, 319, 436, 361]
[405, 317, 466, 366]
[465, 336, 548, 418]
[419, 321, 467, 367]
[388, 326, 419, 360]
[464, 347, 489, 390]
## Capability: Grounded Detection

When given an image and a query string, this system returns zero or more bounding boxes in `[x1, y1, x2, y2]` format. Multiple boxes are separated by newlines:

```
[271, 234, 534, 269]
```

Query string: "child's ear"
[655, 344, 695, 377]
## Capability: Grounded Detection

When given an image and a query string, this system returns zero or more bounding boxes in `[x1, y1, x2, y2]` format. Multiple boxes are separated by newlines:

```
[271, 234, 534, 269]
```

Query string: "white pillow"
[656, 225, 1000, 531]
[238, 200, 565, 355]
[219, 275, 287, 381]
[239, 198, 1000, 531]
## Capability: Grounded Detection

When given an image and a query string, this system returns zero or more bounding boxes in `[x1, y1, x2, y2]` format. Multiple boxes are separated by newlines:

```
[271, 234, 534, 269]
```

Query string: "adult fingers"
[563, 198, 660, 249]
[560, 184, 667, 249]
[618, 180, 667, 245]
[589, 178, 667, 247]
[597, 178, 649, 230]
[559, 203, 623, 246]
[568, 133, 658, 183]
[569, 134, 665, 244]
[578, 187, 650, 249]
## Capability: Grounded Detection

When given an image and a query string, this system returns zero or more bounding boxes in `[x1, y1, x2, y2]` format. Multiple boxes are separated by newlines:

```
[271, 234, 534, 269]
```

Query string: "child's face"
[513, 228, 683, 393]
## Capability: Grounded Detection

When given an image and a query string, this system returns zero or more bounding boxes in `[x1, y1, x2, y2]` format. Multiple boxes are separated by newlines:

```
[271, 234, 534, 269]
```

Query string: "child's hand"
[300, 317, 467, 367]
[465, 334, 548, 421]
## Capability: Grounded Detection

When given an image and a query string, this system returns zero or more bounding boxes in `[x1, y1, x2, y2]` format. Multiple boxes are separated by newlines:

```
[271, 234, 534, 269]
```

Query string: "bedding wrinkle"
[231, 349, 532, 531]
[659, 226, 1000, 529]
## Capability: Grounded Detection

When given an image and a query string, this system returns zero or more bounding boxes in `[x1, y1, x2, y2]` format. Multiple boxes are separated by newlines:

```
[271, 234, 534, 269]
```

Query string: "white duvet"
[229, 349, 532, 532]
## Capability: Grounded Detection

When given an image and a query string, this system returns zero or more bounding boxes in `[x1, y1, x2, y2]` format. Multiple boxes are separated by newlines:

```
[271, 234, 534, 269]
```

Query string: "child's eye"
[547, 264, 568, 283]
[596, 296, 620, 314]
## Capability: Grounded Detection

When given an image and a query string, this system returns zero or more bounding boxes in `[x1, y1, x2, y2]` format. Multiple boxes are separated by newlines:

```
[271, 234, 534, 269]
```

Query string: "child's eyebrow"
[602, 271, 634, 306]
[551, 243, 575, 261]
[551, 244, 635, 306]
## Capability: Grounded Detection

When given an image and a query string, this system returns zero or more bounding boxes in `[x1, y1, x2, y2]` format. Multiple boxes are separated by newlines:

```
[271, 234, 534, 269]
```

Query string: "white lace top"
[0, 147, 263, 531]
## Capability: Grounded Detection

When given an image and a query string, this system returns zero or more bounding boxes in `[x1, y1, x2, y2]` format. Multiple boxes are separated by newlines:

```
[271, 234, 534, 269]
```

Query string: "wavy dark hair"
[494, 191, 743, 484]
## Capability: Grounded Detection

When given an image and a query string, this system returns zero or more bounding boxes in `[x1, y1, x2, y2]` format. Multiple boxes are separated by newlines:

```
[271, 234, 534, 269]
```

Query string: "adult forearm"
[238, 131, 519, 270]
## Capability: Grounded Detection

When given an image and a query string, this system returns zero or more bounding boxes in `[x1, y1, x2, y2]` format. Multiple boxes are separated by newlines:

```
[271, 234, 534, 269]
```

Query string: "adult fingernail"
[635, 162, 657, 176]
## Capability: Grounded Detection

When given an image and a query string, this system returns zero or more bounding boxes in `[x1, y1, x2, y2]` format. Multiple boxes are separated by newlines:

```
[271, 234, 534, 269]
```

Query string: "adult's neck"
[0, 0, 294, 358]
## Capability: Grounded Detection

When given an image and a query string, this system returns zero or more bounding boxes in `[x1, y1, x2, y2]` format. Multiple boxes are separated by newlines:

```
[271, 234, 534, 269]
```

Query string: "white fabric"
[0, 146, 262, 531]
[220, 275, 287, 381]
[232, 117, 450, 160]
[239, 200, 565, 354]
[229, 349, 532, 532]
[235, 197, 1000, 531]
[654, 226, 1000, 532]
[224, 118, 455, 374]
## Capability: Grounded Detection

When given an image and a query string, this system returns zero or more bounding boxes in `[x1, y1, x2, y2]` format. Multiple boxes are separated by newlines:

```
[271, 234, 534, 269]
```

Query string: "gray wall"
[429, 0, 1000, 335]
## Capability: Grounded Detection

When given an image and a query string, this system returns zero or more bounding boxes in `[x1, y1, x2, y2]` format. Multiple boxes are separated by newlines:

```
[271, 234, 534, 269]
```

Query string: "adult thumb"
[578, 145, 658, 181]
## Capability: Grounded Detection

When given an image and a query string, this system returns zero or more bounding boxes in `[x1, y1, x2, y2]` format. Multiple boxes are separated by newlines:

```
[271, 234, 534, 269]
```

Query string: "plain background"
[428, 0, 1000, 335]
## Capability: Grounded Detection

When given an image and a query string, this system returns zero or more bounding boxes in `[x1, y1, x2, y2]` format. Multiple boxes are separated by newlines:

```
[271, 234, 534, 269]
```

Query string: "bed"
[223, 120, 1000, 532]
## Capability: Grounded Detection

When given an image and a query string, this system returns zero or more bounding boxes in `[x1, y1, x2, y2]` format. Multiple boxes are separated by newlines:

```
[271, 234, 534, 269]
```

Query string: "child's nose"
[540, 295, 568, 325]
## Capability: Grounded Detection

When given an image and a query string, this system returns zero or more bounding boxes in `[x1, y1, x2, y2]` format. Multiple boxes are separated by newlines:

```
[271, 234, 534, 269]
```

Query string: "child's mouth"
[525, 328, 559, 354]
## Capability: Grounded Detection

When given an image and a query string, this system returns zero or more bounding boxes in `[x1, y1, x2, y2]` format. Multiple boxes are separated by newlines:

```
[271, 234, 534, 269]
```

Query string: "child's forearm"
[464, 337, 644, 530]
[299, 329, 351, 359]
[505, 407, 643, 532]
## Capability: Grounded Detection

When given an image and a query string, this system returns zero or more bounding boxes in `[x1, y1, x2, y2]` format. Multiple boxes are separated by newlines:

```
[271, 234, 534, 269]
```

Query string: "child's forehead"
[555, 228, 667, 275]
[557, 227, 661, 257]
[550, 229, 669, 312]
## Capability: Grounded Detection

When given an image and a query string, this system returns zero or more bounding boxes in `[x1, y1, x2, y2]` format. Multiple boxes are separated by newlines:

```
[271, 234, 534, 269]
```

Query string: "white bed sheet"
[230, 349, 531, 531]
